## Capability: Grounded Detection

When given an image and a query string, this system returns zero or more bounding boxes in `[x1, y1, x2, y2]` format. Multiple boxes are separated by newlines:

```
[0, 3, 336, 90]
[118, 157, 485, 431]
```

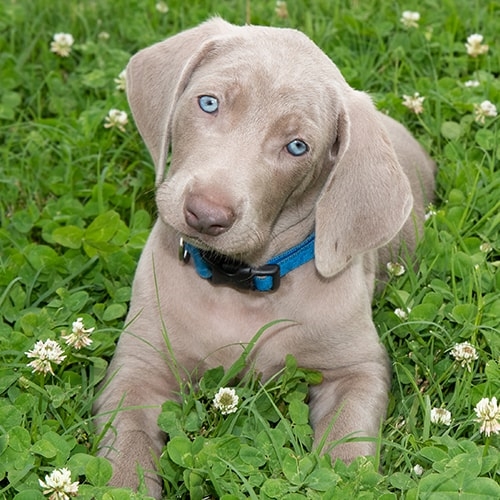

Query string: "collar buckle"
[203, 252, 280, 291]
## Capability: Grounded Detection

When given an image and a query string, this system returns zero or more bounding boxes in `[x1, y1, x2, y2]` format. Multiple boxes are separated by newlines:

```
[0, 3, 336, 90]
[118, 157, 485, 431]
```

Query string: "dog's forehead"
[188, 29, 346, 114]
[206, 28, 337, 83]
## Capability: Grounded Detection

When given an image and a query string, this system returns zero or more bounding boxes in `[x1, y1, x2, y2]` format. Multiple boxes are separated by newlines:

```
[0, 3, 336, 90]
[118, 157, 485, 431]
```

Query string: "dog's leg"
[100, 416, 164, 496]
[94, 335, 177, 498]
[308, 358, 391, 462]
[95, 389, 166, 496]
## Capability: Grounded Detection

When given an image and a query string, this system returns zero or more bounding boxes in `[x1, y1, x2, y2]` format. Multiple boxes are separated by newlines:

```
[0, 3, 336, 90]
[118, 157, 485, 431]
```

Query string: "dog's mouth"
[179, 235, 246, 267]
[178, 228, 258, 262]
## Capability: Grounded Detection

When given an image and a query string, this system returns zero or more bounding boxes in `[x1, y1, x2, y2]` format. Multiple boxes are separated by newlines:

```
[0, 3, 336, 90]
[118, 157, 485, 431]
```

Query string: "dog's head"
[126, 18, 412, 277]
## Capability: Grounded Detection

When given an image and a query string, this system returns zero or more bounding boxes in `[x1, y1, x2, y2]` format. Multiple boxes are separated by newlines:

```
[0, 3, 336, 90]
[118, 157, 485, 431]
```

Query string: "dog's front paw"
[100, 429, 163, 498]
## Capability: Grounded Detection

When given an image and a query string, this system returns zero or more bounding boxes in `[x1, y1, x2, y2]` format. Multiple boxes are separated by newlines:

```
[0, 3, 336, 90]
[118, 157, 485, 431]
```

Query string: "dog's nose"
[184, 194, 235, 236]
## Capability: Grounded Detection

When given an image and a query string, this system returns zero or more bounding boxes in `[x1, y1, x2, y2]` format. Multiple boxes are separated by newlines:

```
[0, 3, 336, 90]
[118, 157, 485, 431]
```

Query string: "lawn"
[0, 0, 499, 498]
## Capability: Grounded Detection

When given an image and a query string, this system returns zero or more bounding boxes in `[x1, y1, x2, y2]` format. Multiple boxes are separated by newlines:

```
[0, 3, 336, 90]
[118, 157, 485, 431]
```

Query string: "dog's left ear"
[315, 90, 413, 277]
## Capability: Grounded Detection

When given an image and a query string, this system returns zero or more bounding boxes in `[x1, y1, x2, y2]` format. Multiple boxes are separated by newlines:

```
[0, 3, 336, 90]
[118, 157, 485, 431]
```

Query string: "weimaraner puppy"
[94, 18, 435, 496]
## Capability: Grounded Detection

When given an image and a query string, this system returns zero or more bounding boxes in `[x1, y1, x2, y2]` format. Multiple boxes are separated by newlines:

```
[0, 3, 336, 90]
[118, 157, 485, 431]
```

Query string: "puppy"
[94, 18, 435, 497]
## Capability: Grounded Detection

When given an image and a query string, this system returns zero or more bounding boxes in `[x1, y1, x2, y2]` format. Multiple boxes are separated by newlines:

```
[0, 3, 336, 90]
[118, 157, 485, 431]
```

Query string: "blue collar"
[179, 233, 315, 292]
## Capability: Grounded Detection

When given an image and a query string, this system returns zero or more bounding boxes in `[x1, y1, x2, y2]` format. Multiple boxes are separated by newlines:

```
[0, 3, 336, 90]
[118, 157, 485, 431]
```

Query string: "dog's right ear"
[126, 18, 235, 185]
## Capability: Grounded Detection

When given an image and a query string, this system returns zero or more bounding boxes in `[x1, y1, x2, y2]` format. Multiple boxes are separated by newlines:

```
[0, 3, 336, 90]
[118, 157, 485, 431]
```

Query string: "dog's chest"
[163, 260, 371, 377]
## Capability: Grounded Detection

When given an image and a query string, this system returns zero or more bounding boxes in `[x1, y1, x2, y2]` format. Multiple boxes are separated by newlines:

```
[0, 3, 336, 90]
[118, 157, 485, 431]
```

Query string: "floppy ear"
[125, 18, 235, 185]
[315, 90, 413, 277]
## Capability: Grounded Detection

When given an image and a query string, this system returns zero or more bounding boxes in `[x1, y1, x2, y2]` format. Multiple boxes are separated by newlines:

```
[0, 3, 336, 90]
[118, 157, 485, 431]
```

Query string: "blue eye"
[286, 139, 309, 156]
[198, 95, 219, 113]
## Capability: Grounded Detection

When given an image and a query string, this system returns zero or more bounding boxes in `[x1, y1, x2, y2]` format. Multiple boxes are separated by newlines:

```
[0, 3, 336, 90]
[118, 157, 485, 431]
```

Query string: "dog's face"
[127, 19, 413, 276]
[156, 37, 343, 263]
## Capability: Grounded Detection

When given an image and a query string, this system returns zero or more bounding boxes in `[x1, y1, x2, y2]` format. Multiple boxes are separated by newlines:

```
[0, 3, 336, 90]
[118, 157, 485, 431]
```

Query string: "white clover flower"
[394, 307, 411, 319]
[114, 70, 127, 91]
[400, 11, 420, 29]
[387, 262, 406, 277]
[425, 205, 437, 220]
[479, 242, 492, 253]
[464, 80, 480, 88]
[104, 109, 128, 132]
[413, 464, 424, 476]
[474, 397, 500, 437]
[394, 417, 406, 430]
[450, 341, 478, 371]
[155, 1, 169, 13]
[98, 31, 110, 41]
[402, 92, 425, 114]
[50, 33, 74, 57]
[430, 407, 452, 426]
[275, 1, 289, 19]
[62, 317, 95, 350]
[213, 387, 239, 415]
[465, 34, 489, 57]
[25, 339, 66, 375]
[474, 100, 497, 124]
[39, 467, 79, 500]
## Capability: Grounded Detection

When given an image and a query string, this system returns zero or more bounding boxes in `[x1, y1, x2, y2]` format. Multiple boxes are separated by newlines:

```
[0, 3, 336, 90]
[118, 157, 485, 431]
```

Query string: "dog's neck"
[179, 233, 315, 292]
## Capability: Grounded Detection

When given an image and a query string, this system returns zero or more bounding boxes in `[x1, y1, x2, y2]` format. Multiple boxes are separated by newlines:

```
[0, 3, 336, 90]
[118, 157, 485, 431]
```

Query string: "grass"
[0, 0, 499, 498]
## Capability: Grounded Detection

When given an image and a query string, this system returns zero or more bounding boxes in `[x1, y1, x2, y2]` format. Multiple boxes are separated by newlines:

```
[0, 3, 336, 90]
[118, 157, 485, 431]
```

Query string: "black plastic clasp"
[252, 264, 281, 291]
[202, 252, 281, 291]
